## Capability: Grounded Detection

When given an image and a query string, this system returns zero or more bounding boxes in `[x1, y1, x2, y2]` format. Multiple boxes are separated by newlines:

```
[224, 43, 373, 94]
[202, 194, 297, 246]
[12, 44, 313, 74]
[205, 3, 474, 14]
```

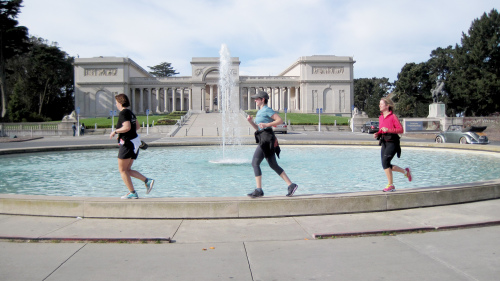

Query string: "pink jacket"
[377, 111, 404, 135]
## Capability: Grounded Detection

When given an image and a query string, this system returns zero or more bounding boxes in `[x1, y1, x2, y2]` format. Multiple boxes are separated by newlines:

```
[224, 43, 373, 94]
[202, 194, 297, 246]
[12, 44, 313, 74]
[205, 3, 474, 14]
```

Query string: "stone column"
[295, 87, 300, 110]
[287, 87, 291, 111]
[163, 88, 168, 113]
[147, 88, 152, 113]
[247, 88, 251, 110]
[280, 87, 285, 111]
[274, 87, 279, 110]
[209, 85, 214, 112]
[139, 88, 144, 113]
[180, 88, 185, 111]
[217, 86, 220, 112]
[189, 88, 192, 110]
[156, 87, 160, 113]
[201, 88, 205, 112]
[172, 88, 177, 112]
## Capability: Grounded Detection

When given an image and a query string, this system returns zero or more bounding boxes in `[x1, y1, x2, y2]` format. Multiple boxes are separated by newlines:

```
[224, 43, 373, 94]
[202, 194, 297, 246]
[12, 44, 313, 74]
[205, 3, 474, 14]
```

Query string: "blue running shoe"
[145, 178, 155, 194]
[121, 192, 139, 199]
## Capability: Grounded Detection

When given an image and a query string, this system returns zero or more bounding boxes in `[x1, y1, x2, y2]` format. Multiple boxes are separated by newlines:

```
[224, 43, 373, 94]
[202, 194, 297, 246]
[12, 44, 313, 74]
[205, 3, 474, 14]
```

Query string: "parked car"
[272, 122, 288, 134]
[435, 125, 489, 144]
[361, 121, 379, 134]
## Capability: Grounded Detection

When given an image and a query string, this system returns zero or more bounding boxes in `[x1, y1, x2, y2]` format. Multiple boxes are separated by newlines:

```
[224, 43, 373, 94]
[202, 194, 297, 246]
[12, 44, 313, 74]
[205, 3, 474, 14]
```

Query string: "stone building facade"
[73, 55, 355, 117]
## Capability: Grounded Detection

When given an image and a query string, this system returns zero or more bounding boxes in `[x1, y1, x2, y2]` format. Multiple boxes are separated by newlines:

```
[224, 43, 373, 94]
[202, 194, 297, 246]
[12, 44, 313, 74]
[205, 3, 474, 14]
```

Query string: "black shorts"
[381, 141, 397, 169]
[118, 141, 139, 160]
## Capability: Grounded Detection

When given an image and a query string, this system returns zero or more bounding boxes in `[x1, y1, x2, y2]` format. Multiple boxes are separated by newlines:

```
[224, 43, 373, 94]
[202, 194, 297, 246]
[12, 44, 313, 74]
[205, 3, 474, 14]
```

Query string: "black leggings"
[252, 145, 284, 177]
[381, 141, 397, 169]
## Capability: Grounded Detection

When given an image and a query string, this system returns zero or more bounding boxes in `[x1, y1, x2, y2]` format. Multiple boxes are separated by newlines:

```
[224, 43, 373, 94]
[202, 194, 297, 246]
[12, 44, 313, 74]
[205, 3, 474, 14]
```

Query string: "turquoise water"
[0, 145, 499, 198]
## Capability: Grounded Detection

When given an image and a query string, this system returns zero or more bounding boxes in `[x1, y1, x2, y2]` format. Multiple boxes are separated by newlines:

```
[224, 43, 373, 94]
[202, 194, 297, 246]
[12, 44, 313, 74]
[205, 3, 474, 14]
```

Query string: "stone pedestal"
[428, 103, 447, 118]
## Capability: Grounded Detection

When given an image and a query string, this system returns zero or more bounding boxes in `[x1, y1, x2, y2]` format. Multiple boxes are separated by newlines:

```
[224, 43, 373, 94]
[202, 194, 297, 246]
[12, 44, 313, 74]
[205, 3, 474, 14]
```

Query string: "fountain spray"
[218, 44, 242, 161]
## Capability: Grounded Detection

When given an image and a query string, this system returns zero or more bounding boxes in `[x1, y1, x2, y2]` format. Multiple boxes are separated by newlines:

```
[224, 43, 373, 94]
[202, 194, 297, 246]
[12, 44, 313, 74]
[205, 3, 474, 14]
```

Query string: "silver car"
[435, 125, 489, 144]
[272, 122, 288, 134]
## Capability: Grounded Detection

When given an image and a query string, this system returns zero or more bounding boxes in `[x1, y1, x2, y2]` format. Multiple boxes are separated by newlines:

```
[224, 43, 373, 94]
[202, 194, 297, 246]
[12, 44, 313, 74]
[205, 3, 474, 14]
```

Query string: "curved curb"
[1, 180, 499, 219]
[313, 220, 500, 239]
[0, 236, 172, 243]
[1, 141, 499, 219]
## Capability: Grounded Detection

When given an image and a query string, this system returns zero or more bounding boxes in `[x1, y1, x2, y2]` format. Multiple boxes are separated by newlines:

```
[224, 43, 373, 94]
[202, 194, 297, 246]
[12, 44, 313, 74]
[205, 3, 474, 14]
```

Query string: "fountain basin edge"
[1, 141, 500, 218]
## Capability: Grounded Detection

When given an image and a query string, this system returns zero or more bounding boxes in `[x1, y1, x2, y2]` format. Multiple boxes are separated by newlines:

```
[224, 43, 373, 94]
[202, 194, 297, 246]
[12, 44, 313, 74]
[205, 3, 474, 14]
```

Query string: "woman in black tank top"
[109, 94, 155, 199]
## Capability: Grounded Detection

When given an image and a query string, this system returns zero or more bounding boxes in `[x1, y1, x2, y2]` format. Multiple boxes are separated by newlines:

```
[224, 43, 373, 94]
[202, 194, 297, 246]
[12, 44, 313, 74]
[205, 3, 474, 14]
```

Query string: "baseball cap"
[251, 91, 269, 99]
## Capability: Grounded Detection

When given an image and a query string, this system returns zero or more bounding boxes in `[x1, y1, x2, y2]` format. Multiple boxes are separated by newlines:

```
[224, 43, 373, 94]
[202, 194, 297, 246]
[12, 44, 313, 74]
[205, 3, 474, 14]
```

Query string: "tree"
[0, 0, 29, 119]
[6, 36, 74, 121]
[354, 77, 392, 117]
[148, 62, 179, 77]
[393, 63, 433, 117]
[390, 9, 499, 117]
[448, 9, 500, 116]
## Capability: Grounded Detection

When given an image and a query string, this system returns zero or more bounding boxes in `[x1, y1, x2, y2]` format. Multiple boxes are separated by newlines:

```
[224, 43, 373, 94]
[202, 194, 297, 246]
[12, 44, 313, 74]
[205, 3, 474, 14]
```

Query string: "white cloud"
[17, 0, 498, 81]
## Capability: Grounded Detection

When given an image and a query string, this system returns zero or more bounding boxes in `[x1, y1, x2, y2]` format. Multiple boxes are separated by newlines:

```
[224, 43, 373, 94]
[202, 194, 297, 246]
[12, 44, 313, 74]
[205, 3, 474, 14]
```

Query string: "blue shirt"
[254, 105, 276, 126]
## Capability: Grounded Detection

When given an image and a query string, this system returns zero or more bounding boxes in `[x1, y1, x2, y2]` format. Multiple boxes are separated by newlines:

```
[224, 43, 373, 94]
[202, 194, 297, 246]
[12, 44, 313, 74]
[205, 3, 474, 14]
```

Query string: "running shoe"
[286, 183, 298, 197]
[405, 168, 412, 182]
[382, 184, 395, 192]
[247, 188, 264, 198]
[145, 178, 155, 194]
[121, 192, 139, 199]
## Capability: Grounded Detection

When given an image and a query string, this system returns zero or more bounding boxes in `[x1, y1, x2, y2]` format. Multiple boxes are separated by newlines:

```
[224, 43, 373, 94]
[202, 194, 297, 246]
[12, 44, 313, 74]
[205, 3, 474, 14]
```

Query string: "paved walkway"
[174, 112, 254, 137]
[1, 199, 500, 280]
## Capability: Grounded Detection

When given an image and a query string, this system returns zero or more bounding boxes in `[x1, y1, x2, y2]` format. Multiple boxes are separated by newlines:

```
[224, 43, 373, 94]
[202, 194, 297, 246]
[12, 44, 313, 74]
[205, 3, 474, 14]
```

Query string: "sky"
[16, 0, 498, 82]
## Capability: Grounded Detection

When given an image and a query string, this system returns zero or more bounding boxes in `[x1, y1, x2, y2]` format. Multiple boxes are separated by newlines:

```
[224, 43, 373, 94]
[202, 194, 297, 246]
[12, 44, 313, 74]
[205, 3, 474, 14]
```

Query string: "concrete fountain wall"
[1, 141, 499, 219]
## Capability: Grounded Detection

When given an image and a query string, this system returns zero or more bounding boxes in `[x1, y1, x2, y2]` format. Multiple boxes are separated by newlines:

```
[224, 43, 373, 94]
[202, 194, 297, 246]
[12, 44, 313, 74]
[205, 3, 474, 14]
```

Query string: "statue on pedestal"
[353, 107, 359, 116]
[428, 81, 447, 118]
[62, 110, 77, 122]
[431, 81, 445, 103]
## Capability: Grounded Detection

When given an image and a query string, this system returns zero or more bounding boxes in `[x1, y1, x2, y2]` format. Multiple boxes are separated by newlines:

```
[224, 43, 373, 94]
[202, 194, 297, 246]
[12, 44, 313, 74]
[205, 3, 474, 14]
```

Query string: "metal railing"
[169, 110, 192, 137]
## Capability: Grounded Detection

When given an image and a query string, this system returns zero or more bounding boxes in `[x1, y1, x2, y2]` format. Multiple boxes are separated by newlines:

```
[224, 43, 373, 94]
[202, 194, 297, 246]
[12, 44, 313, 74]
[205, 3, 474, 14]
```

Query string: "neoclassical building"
[73, 55, 355, 117]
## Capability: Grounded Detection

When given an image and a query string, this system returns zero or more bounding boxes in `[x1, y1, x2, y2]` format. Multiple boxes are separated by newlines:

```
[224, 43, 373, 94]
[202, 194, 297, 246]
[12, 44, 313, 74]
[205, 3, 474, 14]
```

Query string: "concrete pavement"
[1, 199, 500, 280]
[175, 112, 254, 137]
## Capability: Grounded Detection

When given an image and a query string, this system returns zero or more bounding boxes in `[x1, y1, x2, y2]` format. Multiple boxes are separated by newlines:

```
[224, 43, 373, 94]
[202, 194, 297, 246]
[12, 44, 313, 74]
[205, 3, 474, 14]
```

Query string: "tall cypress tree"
[450, 9, 500, 116]
[0, 0, 29, 119]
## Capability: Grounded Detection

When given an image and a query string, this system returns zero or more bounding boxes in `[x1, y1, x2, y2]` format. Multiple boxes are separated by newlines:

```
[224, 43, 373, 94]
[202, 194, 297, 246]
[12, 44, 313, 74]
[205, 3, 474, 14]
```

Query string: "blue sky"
[17, 0, 498, 82]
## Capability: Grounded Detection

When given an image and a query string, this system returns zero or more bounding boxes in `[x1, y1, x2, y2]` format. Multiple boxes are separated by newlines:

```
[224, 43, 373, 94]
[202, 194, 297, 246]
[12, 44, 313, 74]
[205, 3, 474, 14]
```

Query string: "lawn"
[245, 110, 349, 125]
[78, 112, 185, 128]
[74, 111, 348, 128]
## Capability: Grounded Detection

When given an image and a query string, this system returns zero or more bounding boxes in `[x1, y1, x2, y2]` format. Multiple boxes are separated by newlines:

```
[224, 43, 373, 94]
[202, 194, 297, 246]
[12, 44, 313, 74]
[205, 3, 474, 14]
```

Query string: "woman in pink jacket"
[373, 97, 412, 192]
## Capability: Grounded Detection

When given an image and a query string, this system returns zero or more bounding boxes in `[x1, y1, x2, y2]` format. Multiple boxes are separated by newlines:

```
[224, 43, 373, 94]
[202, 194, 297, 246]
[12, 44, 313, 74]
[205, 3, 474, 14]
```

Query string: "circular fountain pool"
[1, 145, 500, 198]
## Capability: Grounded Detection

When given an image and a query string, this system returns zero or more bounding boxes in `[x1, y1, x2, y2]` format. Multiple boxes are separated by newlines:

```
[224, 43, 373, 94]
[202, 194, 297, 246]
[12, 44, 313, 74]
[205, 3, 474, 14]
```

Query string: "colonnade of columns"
[241, 86, 300, 112]
[129, 87, 192, 114]
[128, 85, 300, 114]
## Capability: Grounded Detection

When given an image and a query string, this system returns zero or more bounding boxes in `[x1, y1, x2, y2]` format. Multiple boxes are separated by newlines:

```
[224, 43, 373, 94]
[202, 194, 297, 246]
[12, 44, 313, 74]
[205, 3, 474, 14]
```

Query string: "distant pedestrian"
[109, 93, 154, 199]
[80, 123, 85, 136]
[72, 123, 76, 136]
[246, 91, 298, 198]
[373, 97, 412, 192]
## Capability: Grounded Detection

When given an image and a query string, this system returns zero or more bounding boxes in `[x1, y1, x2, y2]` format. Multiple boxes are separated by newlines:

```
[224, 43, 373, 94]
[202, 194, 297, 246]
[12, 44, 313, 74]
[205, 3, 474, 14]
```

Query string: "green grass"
[79, 112, 186, 128]
[59, 111, 349, 127]
[245, 110, 349, 125]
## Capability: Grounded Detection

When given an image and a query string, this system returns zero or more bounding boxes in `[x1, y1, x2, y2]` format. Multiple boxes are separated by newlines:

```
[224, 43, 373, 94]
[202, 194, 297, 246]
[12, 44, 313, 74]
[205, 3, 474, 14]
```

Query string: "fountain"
[214, 44, 245, 163]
